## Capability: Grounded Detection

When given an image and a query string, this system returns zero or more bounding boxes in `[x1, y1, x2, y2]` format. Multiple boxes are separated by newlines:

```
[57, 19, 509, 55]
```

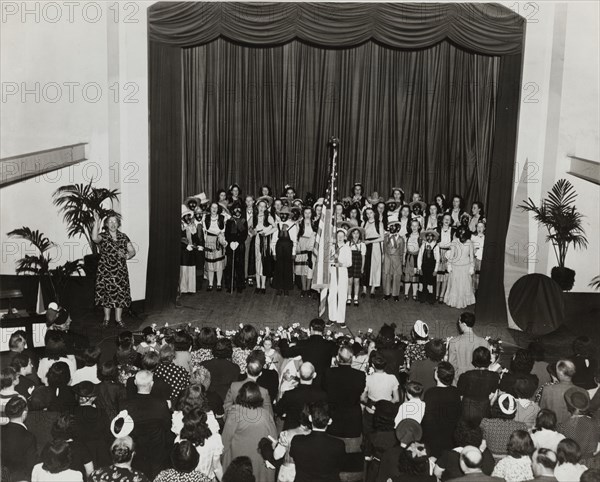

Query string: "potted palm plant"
[7, 227, 84, 305]
[53, 179, 120, 276]
[519, 179, 588, 291]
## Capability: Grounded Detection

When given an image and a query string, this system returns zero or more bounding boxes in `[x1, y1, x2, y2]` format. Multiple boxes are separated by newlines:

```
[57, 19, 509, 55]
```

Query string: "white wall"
[0, 2, 150, 301]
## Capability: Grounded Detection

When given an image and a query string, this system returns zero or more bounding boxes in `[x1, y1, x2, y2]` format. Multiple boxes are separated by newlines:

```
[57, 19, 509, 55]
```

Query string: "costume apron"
[272, 224, 294, 290]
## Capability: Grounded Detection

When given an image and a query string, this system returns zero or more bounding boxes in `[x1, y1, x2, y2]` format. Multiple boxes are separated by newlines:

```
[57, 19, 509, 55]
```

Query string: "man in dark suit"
[279, 318, 337, 388]
[447, 446, 504, 481]
[324, 345, 366, 438]
[0, 396, 37, 481]
[126, 351, 170, 404]
[276, 362, 327, 430]
[200, 338, 240, 400]
[223, 351, 272, 417]
[122, 370, 172, 479]
[290, 400, 346, 482]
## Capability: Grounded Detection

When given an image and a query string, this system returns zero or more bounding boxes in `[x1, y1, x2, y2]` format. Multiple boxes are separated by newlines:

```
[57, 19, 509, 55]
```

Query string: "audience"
[89, 435, 150, 482]
[540, 359, 587, 424]
[395, 380, 426, 426]
[31, 439, 83, 482]
[200, 337, 240, 401]
[458, 346, 500, 423]
[0, 396, 38, 481]
[71, 345, 102, 385]
[481, 394, 528, 456]
[446, 445, 503, 481]
[447, 312, 489, 382]
[491, 429, 535, 482]
[555, 438, 588, 482]
[531, 448, 559, 481]
[557, 387, 600, 459]
[223, 351, 273, 416]
[530, 409, 566, 452]
[409, 338, 446, 392]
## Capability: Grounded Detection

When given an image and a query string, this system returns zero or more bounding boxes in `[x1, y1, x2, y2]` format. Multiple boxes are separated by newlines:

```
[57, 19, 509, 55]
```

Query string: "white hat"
[181, 204, 192, 218]
[110, 410, 134, 438]
[413, 320, 429, 339]
[194, 192, 209, 204]
[498, 393, 517, 415]
[47, 302, 59, 311]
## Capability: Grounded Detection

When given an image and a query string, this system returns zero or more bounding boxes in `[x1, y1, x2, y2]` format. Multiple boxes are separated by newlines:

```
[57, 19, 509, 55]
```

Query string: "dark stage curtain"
[147, 3, 525, 318]
[182, 39, 499, 202]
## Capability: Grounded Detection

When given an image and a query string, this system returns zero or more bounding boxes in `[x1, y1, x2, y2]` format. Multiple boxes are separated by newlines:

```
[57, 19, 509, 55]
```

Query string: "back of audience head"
[532, 448, 557, 476]
[376, 323, 396, 349]
[235, 324, 258, 349]
[309, 318, 325, 334]
[190, 366, 211, 391]
[176, 384, 210, 414]
[141, 350, 160, 371]
[454, 419, 483, 448]
[1, 367, 18, 390]
[223, 456, 255, 482]
[246, 351, 264, 377]
[581, 468, 600, 482]
[44, 330, 68, 358]
[472, 346, 491, 369]
[556, 438, 582, 465]
[510, 349, 534, 375]
[82, 345, 101, 367]
[236, 381, 263, 409]
[337, 345, 354, 365]
[159, 343, 176, 363]
[371, 351, 387, 371]
[514, 376, 537, 400]
[308, 401, 330, 430]
[535, 409, 558, 431]
[299, 362, 316, 383]
[459, 312, 476, 329]
[173, 330, 193, 352]
[116, 330, 134, 347]
[507, 430, 534, 458]
[406, 381, 423, 400]
[134, 370, 153, 393]
[459, 446, 483, 474]
[572, 336, 594, 358]
[5, 395, 27, 420]
[47, 361, 71, 387]
[213, 337, 233, 359]
[399, 441, 430, 475]
[10, 352, 33, 376]
[41, 439, 72, 474]
[425, 338, 446, 362]
[435, 361, 455, 386]
[98, 360, 119, 383]
[180, 406, 212, 447]
[8, 331, 26, 352]
[171, 440, 200, 473]
[196, 326, 218, 350]
[51, 413, 75, 440]
[490, 394, 517, 420]
[556, 359, 576, 381]
[528, 341, 546, 362]
[111, 436, 135, 464]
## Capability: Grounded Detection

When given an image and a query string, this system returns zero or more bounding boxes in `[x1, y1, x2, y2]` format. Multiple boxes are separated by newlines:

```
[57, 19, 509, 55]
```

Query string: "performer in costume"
[376, 201, 387, 231]
[391, 187, 405, 205]
[351, 182, 367, 209]
[216, 189, 229, 213]
[435, 213, 455, 304]
[361, 206, 384, 298]
[398, 205, 411, 237]
[313, 198, 324, 224]
[184, 195, 199, 212]
[403, 219, 422, 301]
[410, 191, 423, 203]
[409, 200, 426, 229]
[385, 198, 400, 224]
[382, 220, 405, 301]
[272, 206, 297, 296]
[468, 201, 485, 233]
[334, 202, 346, 224]
[471, 220, 485, 293]
[447, 195, 466, 227]
[424, 203, 441, 230]
[254, 196, 276, 294]
[444, 227, 476, 309]
[225, 203, 248, 293]
[192, 207, 205, 291]
[346, 207, 361, 228]
[341, 197, 352, 217]
[327, 227, 352, 327]
[294, 206, 317, 298]
[417, 229, 440, 304]
[259, 185, 273, 198]
[227, 183, 242, 208]
[272, 198, 283, 222]
[346, 226, 366, 306]
[180, 205, 199, 294]
[244, 195, 256, 287]
[283, 184, 296, 203]
[434, 194, 447, 216]
[204, 202, 228, 292]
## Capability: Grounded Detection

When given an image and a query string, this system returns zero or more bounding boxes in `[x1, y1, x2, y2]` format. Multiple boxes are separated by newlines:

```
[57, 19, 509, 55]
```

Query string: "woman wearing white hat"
[328, 227, 352, 327]
[180, 205, 199, 295]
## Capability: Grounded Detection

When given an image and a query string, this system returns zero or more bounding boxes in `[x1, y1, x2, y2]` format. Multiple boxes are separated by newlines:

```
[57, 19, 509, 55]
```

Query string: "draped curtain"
[147, 2, 525, 322]
[183, 39, 499, 202]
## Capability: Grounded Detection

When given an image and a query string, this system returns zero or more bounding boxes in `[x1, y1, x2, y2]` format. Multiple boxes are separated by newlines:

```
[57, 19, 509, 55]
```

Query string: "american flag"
[311, 204, 333, 316]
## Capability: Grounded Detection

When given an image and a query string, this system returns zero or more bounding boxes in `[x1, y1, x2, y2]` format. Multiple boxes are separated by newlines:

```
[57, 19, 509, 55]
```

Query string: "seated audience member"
[154, 440, 212, 482]
[481, 394, 528, 456]
[395, 380, 425, 426]
[89, 436, 150, 482]
[37, 330, 77, 384]
[571, 336, 599, 390]
[434, 420, 496, 481]
[0, 330, 29, 368]
[115, 331, 141, 385]
[290, 401, 346, 482]
[391, 441, 436, 482]
[224, 351, 273, 416]
[557, 387, 600, 459]
[421, 361, 462, 457]
[590, 367, 600, 423]
[171, 384, 220, 442]
[172, 329, 194, 373]
[529, 342, 552, 387]
[190, 365, 225, 424]
[177, 406, 224, 480]
[363, 400, 400, 482]
[136, 326, 160, 356]
[231, 324, 260, 374]
[458, 346, 500, 423]
[71, 345, 102, 385]
[0, 396, 37, 481]
[581, 468, 600, 482]
[514, 376, 541, 427]
[252, 349, 280, 403]
[0, 367, 22, 424]
[50, 413, 94, 478]
[191, 326, 218, 368]
[96, 360, 127, 420]
[491, 430, 535, 482]
[500, 349, 539, 397]
[555, 438, 588, 482]
[271, 406, 311, 482]
[377, 419, 423, 482]
[531, 448, 559, 481]
[222, 456, 256, 482]
[222, 382, 277, 482]
[447, 312, 489, 382]
[276, 361, 327, 431]
[279, 318, 338, 388]
[32, 440, 83, 482]
[374, 323, 405, 382]
[445, 445, 504, 481]
[11, 352, 37, 400]
[29, 361, 77, 412]
[363, 350, 401, 405]
[403, 321, 430, 369]
[200, 337, 240, 401]
[324, 345, 366, 438]
[530, 409, 566, 452]
[409, 338, 446, 393]
[540, 359, 587, 424]
[535, 363, 559, 404]
[154, 343, 191, 404]
[125, 350, 170, 403]
[122, 370, 172, 479]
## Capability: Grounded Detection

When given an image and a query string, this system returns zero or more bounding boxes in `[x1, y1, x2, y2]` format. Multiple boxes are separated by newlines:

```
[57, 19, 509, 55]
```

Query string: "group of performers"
[179, 183, 486, 322]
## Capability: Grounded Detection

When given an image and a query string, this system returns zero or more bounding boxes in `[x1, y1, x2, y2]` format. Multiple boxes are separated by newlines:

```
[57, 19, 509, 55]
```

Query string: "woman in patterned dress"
[92, 211, 135, 327]
[294, 207, 317, 297]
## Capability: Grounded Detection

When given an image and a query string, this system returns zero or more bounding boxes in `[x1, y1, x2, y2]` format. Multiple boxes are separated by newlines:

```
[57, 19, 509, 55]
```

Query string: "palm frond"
[590, 276, 600, 291]
[7, 227, 54, 254]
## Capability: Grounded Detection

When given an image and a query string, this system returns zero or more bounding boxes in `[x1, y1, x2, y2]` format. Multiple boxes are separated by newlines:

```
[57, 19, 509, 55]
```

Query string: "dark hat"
[73, 381, 98, 398]
[409, 200, 427, 211]
[374, 400, 397, 425]
[257, 195, 274, 207]
[395, 419, 423, 446]
[279, 206, 291, 216]
[46, 303, 69, 326]
[142, 326, 156, 336]
[564, 387, 590, 412]
[385, 197, 398, 206]
[420, 229, 440, 241]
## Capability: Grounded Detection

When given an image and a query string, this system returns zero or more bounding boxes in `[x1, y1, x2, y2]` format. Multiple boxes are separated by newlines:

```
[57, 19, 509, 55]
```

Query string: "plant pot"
[551, 266, 576, 291]
[83, 253, 100, 278]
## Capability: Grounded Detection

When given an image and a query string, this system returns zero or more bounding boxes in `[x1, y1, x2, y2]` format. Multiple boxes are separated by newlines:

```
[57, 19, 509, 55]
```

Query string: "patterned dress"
[89, 465, 149, 482]
[95, 230, 132, 308]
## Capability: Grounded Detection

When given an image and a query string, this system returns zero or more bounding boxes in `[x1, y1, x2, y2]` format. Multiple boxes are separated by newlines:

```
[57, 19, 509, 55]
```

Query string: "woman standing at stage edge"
[92, 211, 135, 327]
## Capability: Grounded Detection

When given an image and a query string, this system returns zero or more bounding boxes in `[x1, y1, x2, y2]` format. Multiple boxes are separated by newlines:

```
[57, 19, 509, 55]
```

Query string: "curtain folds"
[149, 3, 524, 55]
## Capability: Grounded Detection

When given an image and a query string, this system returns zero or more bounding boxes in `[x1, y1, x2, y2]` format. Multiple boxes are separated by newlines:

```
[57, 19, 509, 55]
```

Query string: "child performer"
[254, 196, 276, 294]
[409, 200, 426, 229]
[204, 202, 228, 291]
[444, 227, 476, 309]
[403, 219, 422, 301]
[347, 226, 366, 306]
[382, 221, 405, 301]
[471, 221, 485, 293]
[225, 203, 248, 293]
[180, 204, 198, 294]
[295, 207, 317, 298]
[192, 208, 205, 291]
[448, 195, 466, 228]
[398, 205, 411, 237]
[417, 230, 440, 304]
[385, 198, 400, 224]
[244, 195, 256, 287]
[272, 206, 297, 296]
[391, 187, 405, 205]
[424, 204, 440, 230]
[328, 227, 352, 327]
[362, 207, 384, 299]
[435, 213, 455, 304]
